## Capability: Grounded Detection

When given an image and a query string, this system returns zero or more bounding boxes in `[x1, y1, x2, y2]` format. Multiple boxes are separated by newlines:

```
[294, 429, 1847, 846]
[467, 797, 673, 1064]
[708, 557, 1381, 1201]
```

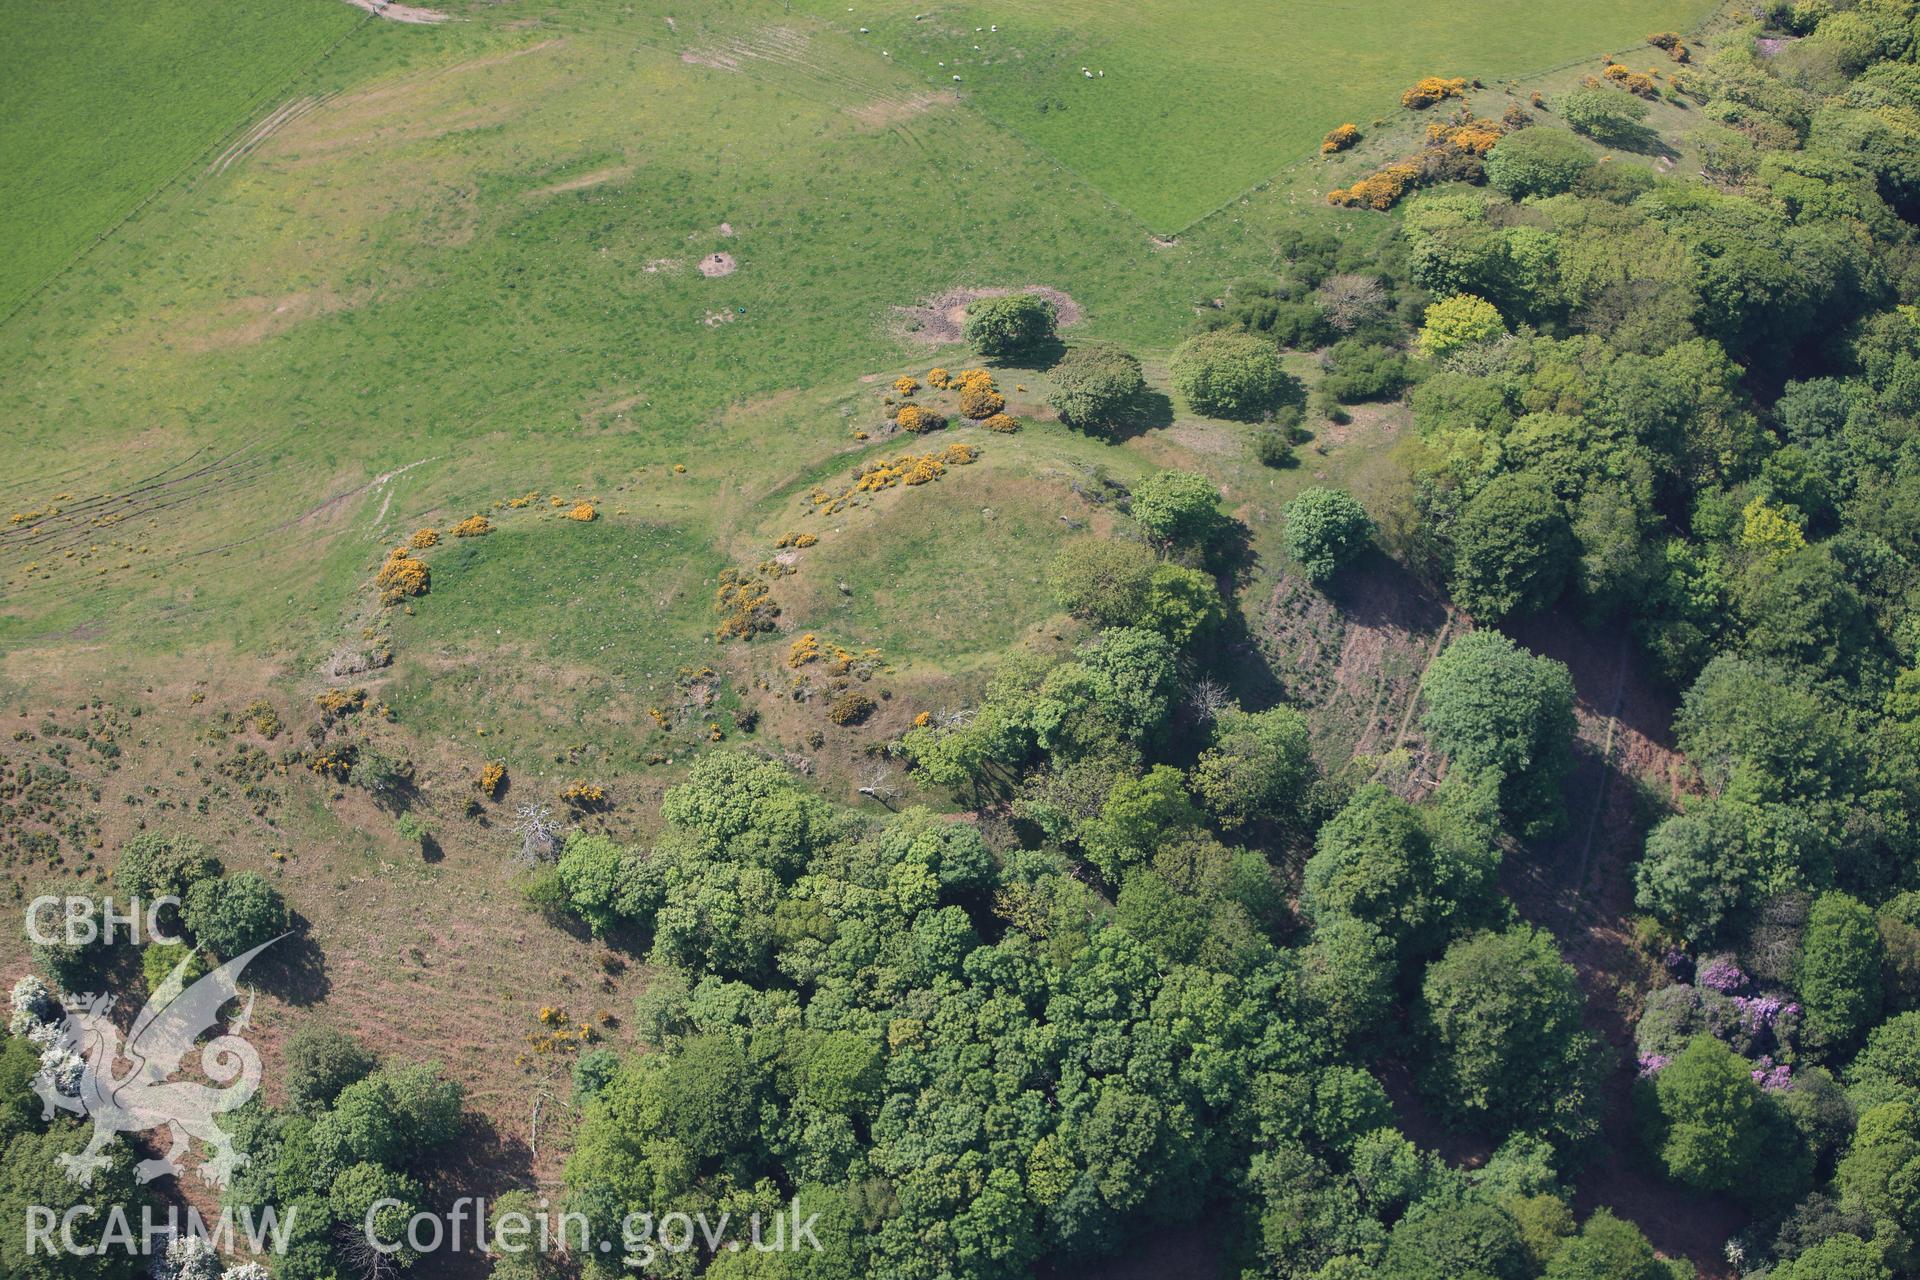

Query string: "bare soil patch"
[698, 252, 738, 277]
[680, 48, 741, 72]
[173, 288, 367, 352]
[529, 164, 632, 197]
[342, 0, 450, 23]
[890, 285, 1083, 345]
[846, 89, 959, 129]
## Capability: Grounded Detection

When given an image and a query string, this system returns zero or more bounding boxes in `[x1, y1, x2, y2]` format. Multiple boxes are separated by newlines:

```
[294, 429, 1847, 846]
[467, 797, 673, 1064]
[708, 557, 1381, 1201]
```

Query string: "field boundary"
[0, 10, 378, 332]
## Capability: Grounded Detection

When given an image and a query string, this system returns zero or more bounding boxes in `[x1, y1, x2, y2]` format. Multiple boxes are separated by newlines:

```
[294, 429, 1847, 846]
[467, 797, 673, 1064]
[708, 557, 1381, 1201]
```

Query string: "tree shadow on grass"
[1110, 387, 1175, 440]
[1321, 548, 1448, 635]
[1583, 122, 1675, 160]
[253, 913, 330, 1007]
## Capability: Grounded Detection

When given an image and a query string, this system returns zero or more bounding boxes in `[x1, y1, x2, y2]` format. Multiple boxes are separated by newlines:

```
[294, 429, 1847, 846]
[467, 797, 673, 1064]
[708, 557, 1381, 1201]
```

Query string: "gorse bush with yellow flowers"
[715, 568, 780, 640]
[1647, 31, 1688, 60]
[1328, 113, 1518, 210]
[952, 367, 1006, 420]
[567, 503, 597, 522]
[451, 515, 494, 538]
[896, 404, 946, 434]
[315, 687, 368, 720]
[1401, 76, 1469, 109]
[409, 528, 440, 549]
[1602, 63, 1659, 98]
[562, 782, 608, 809]
[982, 413, 1020, 433]
[375, 547, 429, 602]
[1321, 123, 1360, 154]
[827, 691, 877, 726]
[477, 760, 506, 797]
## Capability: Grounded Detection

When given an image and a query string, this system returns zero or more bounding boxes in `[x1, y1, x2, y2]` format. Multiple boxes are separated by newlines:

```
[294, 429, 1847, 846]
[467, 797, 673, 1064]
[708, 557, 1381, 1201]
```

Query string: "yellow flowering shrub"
[506, 492, 537, 509]
[561, 782, 607, 807]
[409, 528, 440, 549]
[1400, 76, 1468, 109]
[244, 700, 282, 738]
[789, 632, 822, 668]
[1329, 111, 1513, 210]
[315, 687, 368, 719]
[958, 382, 1005, 420]
[926, 367, 952, 389]
[1602, 63, 1658, 97]
[827, 691, 876, 726]
[902, 455, 944, 485]
[1328, 162, 1422, 209]
[982, 413, 1020, 433]
[956, 368, 994, 390]
[375, 547, 429, 601]
[1429, 119, 1503, 155]
[715, 568, 780, 639]
[942, 442, 978, 465]
[477, 760, 506, 797]
[892, 376, 920, 396]
[913, 711, 932, 727]
[308, 748, 352, 780]
[1320, 123, 1360, 154]
[896, 404, 945, 434]
[1647, 31, 1687, 59]
[451, 515, 494, 538]
[567, 502, 597, 522]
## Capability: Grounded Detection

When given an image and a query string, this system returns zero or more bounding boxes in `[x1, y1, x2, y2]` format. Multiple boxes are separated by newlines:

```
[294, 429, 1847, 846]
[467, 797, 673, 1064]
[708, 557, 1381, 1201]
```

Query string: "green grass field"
[0, 0, 1710, 724]
[0, 0, 364, 313]
[792, 0, 1719, 229]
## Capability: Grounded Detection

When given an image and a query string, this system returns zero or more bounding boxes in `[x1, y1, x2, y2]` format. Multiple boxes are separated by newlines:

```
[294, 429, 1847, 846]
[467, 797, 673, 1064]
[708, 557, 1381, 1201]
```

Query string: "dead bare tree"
[511, 802, 563, 865]
[857, 761, 901, 805]
[1186, 677, 1235, 723]
[338, 1226, 405, 1280]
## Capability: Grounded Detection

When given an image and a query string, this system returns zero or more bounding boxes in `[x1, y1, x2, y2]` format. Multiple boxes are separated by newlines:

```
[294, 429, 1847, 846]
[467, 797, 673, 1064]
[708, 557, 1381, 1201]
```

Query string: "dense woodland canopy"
[9, 2, 1920, 1279]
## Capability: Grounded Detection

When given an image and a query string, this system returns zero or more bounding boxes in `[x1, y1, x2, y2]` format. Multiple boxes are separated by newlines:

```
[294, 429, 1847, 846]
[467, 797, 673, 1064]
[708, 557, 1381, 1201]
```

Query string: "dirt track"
[342, 0, 449, 24]
[1500, 613, 1739, 1276]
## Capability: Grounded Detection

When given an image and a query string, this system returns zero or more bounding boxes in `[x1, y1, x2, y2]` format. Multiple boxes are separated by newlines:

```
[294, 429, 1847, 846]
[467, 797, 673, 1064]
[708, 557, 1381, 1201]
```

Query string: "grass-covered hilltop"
[4, 1, 1920, 1278]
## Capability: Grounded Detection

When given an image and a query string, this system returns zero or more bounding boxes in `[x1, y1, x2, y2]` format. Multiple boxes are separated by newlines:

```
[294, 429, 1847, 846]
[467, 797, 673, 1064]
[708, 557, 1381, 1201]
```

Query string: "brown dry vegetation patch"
[529, 164, 632, 197]
[890, 285, 1083, 345]
[1160, 421, 1244, 458]
[0, 664, 661, 1191]
[169, 288, 370, 352]
[261, 40, 565, 167]
[845, 89, 959, 129]
[1257, 560, 1452, 786]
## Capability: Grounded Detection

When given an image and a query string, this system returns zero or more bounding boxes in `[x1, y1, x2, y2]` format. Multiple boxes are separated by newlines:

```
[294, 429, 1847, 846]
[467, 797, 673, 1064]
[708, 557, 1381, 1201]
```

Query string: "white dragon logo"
[33, 939, 279, 1189]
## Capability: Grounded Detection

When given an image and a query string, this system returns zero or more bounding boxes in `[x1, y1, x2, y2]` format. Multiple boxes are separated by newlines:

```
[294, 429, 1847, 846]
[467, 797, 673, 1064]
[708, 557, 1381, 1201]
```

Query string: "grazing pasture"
[796, 0, 1720, 229]
[0, 0, 364, 313]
